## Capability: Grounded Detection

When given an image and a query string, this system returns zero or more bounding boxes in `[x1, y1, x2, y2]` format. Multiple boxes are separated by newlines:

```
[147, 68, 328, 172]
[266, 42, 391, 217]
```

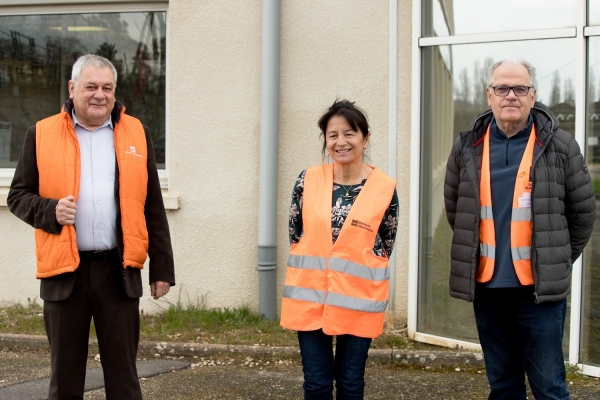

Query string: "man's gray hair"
[71, 54, 117, 86]
[486, 59, 537, 88]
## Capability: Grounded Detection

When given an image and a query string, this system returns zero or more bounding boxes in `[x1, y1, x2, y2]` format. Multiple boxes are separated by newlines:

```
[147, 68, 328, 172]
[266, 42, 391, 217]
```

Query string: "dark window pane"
[581, 36, 600, 367]
[0, 12, 166, 169]
[418, 39, 576, 343]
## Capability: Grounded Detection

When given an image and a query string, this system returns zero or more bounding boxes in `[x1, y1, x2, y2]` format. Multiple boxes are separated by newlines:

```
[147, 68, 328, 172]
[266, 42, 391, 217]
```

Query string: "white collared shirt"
[72, 111, 118, 251]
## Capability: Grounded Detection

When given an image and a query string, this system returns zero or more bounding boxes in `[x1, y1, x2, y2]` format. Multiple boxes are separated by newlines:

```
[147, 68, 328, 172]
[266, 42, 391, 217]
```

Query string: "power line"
[538, 59, 576, 81]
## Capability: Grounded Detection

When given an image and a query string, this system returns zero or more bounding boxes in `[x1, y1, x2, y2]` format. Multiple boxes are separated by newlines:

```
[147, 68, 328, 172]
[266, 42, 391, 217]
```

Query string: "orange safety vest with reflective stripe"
[280, 164, 396, 338]
[35, 107, 149, 278]
[478, 124, 535, 285]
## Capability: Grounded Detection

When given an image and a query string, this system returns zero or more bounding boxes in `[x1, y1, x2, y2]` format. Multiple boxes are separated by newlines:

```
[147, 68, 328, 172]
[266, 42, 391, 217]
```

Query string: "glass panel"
[418, 38, 577, 343]
[581, 36, 600, 367]
[424, 0, 576, 37]
[0, 12, 166, 169]
[591, 0, 600, 26]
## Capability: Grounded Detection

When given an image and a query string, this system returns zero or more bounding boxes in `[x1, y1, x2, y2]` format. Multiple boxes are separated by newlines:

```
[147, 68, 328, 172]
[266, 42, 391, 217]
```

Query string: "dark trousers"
[474, 286, 570, 400]
[298, 329, 372, 400]
[43, 250, 142, 400]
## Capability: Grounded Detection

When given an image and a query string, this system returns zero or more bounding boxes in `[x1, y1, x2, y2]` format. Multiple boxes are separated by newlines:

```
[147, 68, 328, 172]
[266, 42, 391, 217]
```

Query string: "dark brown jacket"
[7, 100, 175, 301]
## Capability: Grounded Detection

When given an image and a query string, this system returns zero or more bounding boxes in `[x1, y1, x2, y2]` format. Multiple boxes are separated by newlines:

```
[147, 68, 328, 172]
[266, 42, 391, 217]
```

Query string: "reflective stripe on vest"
[282, 285, 326, 304]
[286, 254, 388, 282]
[280, 163, 396, 338]
[477, 124, 535, 285]
[328, 257, 389, 281]
[287, 254, 326, 271]
[325, 292, 388, 313]
[35, 107, 149, 278]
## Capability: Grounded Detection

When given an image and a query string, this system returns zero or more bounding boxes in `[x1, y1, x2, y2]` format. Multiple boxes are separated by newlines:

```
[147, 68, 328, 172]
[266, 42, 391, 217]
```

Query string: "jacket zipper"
[529, 105, 555, 303]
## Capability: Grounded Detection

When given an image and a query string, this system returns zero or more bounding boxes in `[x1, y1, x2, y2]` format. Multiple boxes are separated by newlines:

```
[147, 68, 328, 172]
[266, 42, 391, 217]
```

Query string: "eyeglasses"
[490, 85, 534, 97]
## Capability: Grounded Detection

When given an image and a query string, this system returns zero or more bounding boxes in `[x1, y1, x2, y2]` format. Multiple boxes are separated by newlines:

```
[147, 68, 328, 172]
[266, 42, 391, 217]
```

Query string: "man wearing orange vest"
[445, 60, 595, 399]
[8, 54, 175, 399]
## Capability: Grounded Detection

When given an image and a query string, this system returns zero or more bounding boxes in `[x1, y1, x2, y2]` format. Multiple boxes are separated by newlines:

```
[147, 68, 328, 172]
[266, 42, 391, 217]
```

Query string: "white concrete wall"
[159, 0, 262, 313]
[0, 0, 414, 326]
[276, 0, 412, 327]
[0, 210, 38, 306]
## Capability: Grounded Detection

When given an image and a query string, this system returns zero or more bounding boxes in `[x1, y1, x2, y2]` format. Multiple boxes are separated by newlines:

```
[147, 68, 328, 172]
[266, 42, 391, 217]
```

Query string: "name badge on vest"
[518, 191, 531, 208]
[516, 169, 532, 208]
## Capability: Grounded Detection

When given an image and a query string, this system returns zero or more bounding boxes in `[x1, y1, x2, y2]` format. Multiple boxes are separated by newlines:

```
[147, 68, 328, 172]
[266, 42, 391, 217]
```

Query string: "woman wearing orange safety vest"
[280, 100, 399, 400]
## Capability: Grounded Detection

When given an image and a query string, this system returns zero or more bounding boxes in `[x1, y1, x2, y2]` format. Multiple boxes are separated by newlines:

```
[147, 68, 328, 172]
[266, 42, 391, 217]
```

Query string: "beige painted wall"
[276, 0, 412, 327]
[163, 0, 262, 313]
[0, 0, 413, 326]
[0, 211, 38, 306]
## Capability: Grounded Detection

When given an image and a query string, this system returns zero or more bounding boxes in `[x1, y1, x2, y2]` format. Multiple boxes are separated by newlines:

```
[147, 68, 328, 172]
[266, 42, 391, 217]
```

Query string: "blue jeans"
[298, 329, 372, 400]
[473, 286, 570, 400]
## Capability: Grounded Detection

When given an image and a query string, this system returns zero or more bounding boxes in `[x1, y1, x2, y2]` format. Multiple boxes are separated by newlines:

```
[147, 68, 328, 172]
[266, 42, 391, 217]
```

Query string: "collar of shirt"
[72, 111, 113, 131]
[491, 114, 533, 140]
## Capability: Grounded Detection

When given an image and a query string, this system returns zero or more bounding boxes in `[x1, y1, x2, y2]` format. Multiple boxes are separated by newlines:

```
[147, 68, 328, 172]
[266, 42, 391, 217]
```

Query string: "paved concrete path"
[2, 335, 600, 399]
[0, 359, 189, 399]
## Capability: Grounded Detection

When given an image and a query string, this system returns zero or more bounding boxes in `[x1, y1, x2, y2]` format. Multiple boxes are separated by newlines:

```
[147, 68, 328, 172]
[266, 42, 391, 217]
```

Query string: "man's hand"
[55, 195, 77, 225]
[151, 281, 171, 300]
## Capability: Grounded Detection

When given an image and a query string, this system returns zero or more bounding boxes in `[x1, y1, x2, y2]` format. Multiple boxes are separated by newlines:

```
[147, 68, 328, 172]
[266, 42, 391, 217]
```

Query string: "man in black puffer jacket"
[444, 60, 595, 399]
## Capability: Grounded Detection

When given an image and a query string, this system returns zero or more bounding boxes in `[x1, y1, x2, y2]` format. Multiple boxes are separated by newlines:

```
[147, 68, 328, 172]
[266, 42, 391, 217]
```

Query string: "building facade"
[1, 0, 600, 376]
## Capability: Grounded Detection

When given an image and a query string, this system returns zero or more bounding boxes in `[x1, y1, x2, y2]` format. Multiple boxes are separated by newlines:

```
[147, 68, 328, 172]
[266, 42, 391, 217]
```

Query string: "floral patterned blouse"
[289, 169, 399, 258]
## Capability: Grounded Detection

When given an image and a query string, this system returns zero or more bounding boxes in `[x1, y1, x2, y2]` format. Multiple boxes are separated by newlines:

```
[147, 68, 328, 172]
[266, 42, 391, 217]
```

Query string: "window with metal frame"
[0, 5, 167, 173]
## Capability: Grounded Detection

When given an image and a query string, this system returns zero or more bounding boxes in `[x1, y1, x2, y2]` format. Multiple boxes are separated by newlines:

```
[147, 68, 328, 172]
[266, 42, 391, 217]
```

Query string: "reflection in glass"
[591, 0, 600, 26]
[418, 39, 577, 343]
[581, 36, 600, 367]
[425, 0, 576, 37]
[0, 12, 166, 168]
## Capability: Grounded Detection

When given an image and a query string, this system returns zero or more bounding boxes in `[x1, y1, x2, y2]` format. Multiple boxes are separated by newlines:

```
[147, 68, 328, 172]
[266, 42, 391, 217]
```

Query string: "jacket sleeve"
[289, 169, 306, 246]
[143, 126, 176, 285]
[7, 126, 62, 234]
[563, 135, 596, 261]
[444, 137, 462, 231]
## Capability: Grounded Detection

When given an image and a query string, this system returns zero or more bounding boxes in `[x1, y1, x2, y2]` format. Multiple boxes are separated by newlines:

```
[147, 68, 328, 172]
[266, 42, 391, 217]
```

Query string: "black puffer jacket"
[444, 102, 596, 303]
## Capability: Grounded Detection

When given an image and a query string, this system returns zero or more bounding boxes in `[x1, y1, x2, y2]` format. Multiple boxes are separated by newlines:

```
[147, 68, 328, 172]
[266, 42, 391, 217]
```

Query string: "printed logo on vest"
[125, 145, 142, 157]
[351, 219, 373, 232]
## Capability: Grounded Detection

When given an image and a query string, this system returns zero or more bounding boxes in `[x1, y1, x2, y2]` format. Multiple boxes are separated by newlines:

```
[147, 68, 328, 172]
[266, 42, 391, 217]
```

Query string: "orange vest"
[35, 107, 149, 278]
[280, 164, 396, 338]
[478, 124, 535, 285]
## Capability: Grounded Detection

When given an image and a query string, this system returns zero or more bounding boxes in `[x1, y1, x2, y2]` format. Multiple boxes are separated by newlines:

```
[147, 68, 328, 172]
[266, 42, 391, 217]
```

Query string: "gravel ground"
[2, 347, 600, 399]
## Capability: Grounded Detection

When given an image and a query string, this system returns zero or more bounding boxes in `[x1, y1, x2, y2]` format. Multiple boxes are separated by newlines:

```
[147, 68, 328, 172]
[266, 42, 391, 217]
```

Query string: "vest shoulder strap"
[335, 168, 396, 251]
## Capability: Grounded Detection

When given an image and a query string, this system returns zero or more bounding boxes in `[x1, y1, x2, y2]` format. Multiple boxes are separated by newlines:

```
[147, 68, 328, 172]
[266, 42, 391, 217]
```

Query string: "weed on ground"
[0, 299, 45, 335]
[0, 299, 411, 350]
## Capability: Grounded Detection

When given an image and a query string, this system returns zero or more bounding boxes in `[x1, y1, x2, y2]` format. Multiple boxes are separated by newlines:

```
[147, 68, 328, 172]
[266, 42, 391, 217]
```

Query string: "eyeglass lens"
[494, 85, 530, 96]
